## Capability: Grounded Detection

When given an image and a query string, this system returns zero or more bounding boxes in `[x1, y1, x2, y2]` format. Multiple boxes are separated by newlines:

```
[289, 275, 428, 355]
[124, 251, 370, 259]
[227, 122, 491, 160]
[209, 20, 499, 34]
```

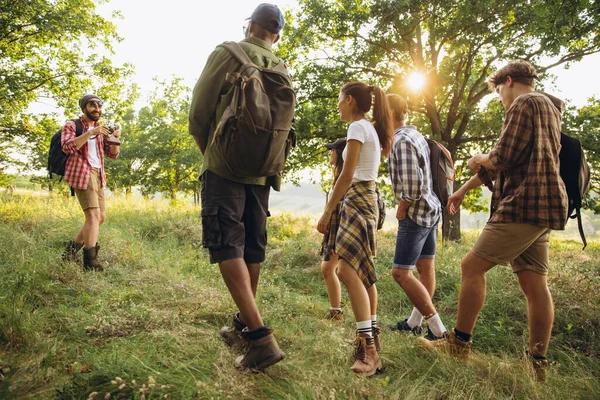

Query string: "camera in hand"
[105, 123, 121, 146]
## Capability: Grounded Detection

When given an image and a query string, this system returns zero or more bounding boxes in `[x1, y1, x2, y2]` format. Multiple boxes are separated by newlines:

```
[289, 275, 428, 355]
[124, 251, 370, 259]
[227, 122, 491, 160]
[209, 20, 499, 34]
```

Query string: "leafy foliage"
[278, 0, 600, 238]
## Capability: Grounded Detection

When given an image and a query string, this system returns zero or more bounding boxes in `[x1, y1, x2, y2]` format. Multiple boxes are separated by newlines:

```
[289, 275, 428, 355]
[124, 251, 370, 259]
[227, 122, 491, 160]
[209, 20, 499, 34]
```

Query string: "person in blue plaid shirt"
[386, 94, 448, 341]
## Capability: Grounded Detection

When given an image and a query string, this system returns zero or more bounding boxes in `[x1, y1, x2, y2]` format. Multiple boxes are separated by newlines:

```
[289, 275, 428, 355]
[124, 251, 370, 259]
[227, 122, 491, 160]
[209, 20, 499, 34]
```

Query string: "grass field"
[0, 191, 599, 399]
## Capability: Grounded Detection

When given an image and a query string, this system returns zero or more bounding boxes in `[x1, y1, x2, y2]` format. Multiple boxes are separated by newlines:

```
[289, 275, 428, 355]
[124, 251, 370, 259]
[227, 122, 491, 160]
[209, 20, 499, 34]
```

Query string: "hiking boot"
[219, 313, 247, 351]
[372, 326, 381, 352]
[83, 246, 104, 271]
[62, 240, 83, 262]
[416, 330, 471, 359]
[328, 308, 344, 321]
[350, 333, 382, 376]
[235, 326, 285, 370]
[387, 318, 423, 335]
[525, 350, 549, 382]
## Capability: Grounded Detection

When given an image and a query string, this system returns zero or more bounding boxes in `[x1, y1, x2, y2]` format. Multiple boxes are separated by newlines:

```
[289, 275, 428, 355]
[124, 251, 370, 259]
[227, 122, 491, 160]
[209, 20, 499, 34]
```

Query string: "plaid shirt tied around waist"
[477, 92, 568, 230]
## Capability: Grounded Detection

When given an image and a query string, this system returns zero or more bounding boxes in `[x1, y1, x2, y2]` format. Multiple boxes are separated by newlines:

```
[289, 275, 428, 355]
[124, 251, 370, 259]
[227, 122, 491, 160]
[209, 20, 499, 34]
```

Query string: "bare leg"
[455, 251, 495, 334]
[367, 284, 377, 316]
[415, 258, 435, 297]
[392, 268, 436, 317]
[219, 258, 264, 330]
[517, 270, 554, 357]
[78, 208, 101, 248]
[337, 260, 370, 322]
[321, 254, 341, 308]
[247, 263, 261, 298]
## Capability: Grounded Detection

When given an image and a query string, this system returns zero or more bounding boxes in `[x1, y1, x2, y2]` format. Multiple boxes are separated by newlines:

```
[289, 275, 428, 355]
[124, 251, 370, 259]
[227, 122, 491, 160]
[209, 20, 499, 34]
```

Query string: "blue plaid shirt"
[389, 126, 441, 227]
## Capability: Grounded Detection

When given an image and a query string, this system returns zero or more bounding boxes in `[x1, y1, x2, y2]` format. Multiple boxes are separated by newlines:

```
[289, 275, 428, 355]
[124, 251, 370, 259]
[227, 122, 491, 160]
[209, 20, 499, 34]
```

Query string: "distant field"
[1, 191, 599, 399]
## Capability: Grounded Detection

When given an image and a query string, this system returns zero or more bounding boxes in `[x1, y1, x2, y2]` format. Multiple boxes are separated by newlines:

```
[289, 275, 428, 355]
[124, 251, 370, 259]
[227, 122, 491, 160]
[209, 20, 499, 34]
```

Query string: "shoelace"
[352, 337, 367, 362]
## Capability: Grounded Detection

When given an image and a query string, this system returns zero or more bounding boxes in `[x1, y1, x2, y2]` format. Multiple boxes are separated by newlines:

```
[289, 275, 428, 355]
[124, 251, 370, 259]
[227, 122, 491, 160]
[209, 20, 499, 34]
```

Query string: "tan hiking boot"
[235, 327, 285, 370]
[219, 313, 247, 352]
[350, 333, 382, 376]
[328, 308, 344, 321]
[415, 330, 471, 359]
[525, 351, 549, 382]
[372, 326, 381, 352]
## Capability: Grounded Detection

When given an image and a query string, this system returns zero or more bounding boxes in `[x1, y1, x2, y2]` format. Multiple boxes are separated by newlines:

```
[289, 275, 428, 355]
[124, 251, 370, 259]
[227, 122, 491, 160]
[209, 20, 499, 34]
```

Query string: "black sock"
[453, 328, 472, 343]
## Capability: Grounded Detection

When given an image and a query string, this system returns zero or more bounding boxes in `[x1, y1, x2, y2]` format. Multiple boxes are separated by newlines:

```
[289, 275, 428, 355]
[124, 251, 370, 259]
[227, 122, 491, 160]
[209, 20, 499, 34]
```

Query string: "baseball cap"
[79, 94, 102, 110]
[324, 138, 347, 151]
[249, 3, 285, 34]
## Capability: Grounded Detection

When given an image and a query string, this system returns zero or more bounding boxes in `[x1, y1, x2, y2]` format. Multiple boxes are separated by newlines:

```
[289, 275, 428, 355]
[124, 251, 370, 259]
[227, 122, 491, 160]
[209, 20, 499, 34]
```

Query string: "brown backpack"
[212, 41, 296, 178]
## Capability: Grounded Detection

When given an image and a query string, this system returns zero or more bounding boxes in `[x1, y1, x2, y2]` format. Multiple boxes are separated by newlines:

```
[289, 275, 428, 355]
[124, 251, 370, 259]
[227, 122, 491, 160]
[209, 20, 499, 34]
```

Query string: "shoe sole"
[235, 351, 285, 371]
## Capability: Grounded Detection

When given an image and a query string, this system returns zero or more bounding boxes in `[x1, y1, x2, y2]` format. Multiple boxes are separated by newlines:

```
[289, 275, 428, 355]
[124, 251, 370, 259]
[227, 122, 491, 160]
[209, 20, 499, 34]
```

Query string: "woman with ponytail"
[317, 82, 393, 376]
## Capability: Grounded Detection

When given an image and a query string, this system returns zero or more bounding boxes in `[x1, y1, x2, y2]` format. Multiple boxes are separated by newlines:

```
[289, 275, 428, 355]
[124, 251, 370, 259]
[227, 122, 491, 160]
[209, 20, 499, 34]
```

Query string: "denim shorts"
[392, 217, 438, 269]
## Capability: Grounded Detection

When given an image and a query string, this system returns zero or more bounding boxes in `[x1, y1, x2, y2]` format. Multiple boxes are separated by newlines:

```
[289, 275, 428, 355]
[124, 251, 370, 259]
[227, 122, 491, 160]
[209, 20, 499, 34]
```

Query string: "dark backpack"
[427, 139, 455, 207]
[212, 41, 296, 178]
[48, 119, 83, 179]
[559, 132, 591, 249]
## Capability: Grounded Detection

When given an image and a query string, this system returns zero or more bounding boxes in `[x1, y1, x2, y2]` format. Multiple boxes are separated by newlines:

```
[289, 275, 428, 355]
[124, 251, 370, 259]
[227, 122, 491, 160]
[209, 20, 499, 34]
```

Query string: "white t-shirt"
[87, 137, 101, 168]
[342, 119, 381, 182]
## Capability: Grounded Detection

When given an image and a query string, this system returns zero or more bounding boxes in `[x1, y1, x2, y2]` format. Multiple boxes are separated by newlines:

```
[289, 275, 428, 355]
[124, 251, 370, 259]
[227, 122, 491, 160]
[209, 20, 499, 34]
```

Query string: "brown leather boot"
[328, 309, 344, 321]
[62, 240, 83, 262]
[372, 325, 381, 352]
[350, 333, 382, 376]
[83, 246, 104, 271]
[234, 326, 285, 370]
[416, 330, 471, 359]
[219, 313, 247, 352]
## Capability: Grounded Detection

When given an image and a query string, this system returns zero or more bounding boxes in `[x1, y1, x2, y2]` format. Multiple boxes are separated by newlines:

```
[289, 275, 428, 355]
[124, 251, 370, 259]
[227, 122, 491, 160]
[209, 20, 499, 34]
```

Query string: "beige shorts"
[471, 222, 551, 275]
[75, 168, 105, 212]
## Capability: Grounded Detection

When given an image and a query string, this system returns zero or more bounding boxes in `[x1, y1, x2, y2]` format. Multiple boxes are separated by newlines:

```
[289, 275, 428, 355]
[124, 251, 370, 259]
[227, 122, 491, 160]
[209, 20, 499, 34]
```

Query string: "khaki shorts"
[75, 168, 105, 212]
[471, 223, 551, 275]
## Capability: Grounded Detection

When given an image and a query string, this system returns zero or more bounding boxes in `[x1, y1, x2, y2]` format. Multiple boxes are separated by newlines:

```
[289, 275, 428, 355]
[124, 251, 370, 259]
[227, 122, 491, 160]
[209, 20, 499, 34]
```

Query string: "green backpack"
[212, 41, 296, 178]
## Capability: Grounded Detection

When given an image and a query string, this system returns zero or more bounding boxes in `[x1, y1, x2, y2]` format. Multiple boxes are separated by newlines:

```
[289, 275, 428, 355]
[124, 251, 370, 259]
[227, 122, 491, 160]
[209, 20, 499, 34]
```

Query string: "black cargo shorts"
[200, 170, 270, 264]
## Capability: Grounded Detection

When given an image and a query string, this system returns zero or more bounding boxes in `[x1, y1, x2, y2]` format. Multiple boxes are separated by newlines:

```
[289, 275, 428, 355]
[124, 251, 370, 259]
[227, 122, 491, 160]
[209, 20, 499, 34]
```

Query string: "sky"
[96, 0, 599, 109]
[30, 0, 600, 115]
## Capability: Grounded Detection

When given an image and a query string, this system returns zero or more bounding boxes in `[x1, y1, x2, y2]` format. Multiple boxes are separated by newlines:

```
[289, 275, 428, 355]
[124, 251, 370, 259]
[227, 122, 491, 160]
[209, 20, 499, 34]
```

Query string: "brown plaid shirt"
[478, 92, 568, 230]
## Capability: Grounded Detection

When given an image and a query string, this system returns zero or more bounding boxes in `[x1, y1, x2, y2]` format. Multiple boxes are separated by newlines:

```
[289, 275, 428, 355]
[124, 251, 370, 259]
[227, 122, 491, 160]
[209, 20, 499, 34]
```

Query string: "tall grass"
[0, 191, 598, 399]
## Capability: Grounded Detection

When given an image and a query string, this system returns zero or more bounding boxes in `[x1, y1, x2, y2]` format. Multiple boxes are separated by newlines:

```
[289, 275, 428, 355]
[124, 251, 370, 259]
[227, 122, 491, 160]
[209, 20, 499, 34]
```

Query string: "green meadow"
[0, 191, 598, 399]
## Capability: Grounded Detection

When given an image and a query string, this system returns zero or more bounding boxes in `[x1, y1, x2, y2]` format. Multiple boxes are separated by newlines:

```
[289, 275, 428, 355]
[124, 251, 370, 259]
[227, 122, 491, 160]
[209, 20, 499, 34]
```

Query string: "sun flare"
[407, 72, 426, 91]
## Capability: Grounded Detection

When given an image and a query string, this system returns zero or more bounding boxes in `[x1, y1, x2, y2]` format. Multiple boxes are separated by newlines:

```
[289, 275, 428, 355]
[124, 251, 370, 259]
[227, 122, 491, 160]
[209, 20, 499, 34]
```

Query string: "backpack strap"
[219, 41, 254, 66]
[576, 208, 587, 250]
[73, 119, 83, 137]
[219, 41, 290, 78]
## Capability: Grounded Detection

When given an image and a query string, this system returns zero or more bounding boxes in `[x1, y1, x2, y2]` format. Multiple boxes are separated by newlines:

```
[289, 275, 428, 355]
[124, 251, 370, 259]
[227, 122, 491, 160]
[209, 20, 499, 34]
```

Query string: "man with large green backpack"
[188, 3, 295, 370]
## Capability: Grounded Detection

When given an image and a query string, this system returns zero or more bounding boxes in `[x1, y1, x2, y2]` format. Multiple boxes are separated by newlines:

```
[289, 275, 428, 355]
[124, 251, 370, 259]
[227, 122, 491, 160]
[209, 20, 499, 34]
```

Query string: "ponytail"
[371, 86, 393, 156]
[340, 82, 393, 156]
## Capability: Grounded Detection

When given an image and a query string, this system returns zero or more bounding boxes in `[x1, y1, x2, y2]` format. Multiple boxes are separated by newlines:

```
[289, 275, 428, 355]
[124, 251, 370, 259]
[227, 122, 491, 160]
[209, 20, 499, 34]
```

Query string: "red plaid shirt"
[61, 117, 118, 190]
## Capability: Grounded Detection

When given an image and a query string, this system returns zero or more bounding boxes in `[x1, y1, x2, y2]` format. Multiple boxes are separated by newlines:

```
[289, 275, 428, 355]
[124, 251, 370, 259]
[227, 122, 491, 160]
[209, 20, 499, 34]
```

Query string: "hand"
[88, 126, 109, 138]
[396, 205, 407, 221]
[467, 154, 482, 173]
[317, 211, 332, 234]
[447, 190, 466, 215]
[111, 124, 121, 139]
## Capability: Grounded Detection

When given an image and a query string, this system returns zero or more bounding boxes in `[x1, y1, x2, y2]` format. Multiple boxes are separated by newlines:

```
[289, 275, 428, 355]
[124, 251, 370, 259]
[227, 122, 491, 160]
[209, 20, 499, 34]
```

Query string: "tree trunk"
[442, 208, 461, 242]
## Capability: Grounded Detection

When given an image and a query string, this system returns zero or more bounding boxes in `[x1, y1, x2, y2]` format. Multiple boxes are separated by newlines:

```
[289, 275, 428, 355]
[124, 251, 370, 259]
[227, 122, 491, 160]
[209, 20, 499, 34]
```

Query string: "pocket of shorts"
[201, 205, 221, 248]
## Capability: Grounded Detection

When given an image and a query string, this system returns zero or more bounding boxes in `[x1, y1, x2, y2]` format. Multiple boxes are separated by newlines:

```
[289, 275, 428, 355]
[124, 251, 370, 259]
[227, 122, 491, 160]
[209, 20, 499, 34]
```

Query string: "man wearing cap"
[188, 3, 290, 370]
[61, 94, 121, 271]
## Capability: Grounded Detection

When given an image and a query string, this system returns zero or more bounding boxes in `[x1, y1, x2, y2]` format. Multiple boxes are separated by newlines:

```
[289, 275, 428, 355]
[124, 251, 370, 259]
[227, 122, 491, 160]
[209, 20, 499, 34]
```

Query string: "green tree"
[278, 0, 600, 240]
[0, 0, 135, 181]
[135, 78, 202, 201]
[563, 97, 600, 213]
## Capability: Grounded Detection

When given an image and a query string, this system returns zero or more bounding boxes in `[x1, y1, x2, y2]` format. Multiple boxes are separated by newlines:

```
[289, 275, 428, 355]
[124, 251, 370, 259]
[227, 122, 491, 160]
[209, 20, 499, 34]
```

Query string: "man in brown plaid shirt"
[417, 60, 568, 381]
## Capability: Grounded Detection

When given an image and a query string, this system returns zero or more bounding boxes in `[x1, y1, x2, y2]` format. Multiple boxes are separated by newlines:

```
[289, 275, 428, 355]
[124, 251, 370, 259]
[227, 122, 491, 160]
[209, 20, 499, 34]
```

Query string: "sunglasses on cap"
[87, 100, 104, 107]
